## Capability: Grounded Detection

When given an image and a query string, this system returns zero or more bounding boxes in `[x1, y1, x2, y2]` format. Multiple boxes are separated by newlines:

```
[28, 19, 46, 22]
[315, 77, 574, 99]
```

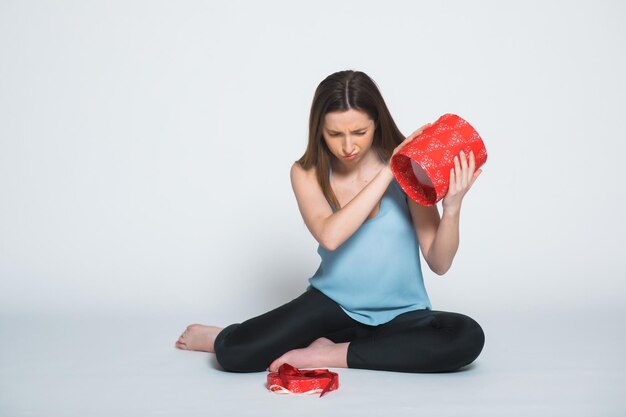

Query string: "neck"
[331, 148, 383, 179]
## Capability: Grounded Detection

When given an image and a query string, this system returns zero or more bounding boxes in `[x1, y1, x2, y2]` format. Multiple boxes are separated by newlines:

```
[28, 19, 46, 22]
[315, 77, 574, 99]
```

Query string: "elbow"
[429, 261, 451, 276]
[321, 237, 338, 252]
[320, 230, 339, 251]
[432, 267, 449, 276]
[425, 252, 452, 276]
[319, 222, 339, 251]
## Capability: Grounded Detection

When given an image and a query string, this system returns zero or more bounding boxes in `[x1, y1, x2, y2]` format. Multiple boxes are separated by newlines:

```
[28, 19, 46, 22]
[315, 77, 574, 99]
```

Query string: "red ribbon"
[266, 363, 339, 397]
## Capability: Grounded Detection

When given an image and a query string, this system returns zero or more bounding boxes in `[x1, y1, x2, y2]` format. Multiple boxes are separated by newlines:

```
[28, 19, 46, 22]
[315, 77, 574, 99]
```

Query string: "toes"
[269, 352, 291, 372]
[268, 358, 281, 372]
[175, 341, 188, 350]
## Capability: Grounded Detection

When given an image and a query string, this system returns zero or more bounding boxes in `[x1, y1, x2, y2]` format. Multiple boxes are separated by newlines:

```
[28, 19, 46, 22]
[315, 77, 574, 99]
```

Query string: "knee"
[213, 324, 268, 373]
[430, 312, 485, 371]
[456, 314, 485, 368]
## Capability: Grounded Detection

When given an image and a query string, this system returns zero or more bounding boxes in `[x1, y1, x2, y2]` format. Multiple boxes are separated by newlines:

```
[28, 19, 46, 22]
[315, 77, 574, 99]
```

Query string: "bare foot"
[267, 337, 349, 372]
[175, 324, 223, 353]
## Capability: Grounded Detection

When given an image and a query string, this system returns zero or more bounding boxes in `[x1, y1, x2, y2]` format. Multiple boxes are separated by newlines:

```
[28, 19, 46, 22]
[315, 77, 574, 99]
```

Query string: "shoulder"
[289, 161, 334, 249]
[290, 161, 311, 176]
[290, 161, 318, 185]
[290, 162, 319, 200]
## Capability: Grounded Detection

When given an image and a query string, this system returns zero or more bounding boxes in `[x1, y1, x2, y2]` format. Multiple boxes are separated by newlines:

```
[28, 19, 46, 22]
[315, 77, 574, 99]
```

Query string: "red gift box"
[391, 113, 488, 206]
[267, 363, 339, 397]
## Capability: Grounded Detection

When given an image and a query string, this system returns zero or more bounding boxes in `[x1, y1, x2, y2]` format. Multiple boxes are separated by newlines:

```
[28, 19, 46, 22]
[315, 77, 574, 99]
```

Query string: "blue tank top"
[307, 153, 432, 326]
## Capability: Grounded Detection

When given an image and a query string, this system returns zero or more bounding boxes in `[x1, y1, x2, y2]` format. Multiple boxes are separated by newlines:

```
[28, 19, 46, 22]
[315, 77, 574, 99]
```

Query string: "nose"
[342, 136, 355, 154]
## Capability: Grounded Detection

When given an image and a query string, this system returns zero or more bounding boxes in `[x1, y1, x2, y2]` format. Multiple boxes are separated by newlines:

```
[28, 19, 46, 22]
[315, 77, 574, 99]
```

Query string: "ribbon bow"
[267, 363, 339, 397]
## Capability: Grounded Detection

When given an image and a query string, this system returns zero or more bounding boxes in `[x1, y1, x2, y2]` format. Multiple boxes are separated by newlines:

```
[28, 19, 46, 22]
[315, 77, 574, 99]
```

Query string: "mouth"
[343, 153, 358, 159]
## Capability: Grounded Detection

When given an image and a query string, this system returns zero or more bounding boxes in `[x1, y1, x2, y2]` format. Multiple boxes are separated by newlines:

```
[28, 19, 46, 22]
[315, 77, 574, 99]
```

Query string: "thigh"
[348, 309, 485, 373]
[222, 287, 360, 347]
[214, 287, 360, 372]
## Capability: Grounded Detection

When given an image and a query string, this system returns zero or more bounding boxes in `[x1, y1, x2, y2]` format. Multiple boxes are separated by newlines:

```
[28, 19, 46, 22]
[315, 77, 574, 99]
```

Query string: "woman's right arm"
[291, 123, 431, 251]
[290, 162, 394, 251]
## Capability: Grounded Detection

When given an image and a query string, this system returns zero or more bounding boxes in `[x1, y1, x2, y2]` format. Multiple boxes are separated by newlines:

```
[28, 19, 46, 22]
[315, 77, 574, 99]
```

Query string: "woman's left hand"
[442, 150, 482, 213]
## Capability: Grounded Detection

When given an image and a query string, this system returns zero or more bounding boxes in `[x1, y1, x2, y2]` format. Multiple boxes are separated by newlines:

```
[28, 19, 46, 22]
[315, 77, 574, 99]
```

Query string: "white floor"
[1, 308, 624, 417]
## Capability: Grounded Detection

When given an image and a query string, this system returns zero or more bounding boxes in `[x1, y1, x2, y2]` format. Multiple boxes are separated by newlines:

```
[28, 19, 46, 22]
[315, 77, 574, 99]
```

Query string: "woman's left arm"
[407, 150, 482, 275]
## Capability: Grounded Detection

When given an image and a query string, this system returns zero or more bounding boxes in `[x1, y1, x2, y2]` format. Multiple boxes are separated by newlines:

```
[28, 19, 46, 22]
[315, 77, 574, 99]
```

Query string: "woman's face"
[322, 109, 376, 163]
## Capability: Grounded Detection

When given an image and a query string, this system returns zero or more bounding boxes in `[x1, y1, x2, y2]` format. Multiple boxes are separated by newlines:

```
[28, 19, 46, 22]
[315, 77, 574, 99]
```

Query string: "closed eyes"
[329, 132, 366, 137]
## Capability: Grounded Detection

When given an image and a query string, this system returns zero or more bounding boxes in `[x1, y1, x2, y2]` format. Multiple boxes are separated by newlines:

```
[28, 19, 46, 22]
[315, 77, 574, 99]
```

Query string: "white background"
[2, 1, 625, 416]
[3, 0, 624, 321]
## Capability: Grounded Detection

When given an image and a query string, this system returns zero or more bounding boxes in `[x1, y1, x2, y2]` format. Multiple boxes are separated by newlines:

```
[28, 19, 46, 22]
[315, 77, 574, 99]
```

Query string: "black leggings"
[213, 287, 485, 373]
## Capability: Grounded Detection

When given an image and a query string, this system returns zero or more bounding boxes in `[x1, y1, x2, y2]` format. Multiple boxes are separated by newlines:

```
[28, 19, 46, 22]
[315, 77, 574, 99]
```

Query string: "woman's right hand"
[391, 122, 432, 159]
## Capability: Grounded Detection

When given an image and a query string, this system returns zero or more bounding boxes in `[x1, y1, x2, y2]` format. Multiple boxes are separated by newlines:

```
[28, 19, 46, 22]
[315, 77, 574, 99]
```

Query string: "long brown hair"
[295, 70, 406, 210]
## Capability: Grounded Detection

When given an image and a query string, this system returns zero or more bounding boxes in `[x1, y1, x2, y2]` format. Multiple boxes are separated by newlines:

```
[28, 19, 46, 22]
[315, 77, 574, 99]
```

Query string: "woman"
[176, 70, 485, 374]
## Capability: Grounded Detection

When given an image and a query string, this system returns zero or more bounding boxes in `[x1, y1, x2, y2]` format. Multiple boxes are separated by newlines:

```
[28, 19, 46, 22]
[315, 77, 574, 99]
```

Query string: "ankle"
[327, 342, 349, 368]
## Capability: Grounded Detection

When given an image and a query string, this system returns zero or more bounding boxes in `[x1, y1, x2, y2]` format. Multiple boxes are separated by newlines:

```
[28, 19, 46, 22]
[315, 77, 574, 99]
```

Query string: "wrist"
[442, 204, 461, 219]
[381, 163, 395, 181]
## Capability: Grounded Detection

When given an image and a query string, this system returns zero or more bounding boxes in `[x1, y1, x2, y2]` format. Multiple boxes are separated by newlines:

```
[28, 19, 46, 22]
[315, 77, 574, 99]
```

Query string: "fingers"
[469, 151, 480, 186]
[468, 150, 476, 183]
[453, 154, 462, 189]
[407, 122, 432, 140]
[406, 131, 420, 141]
[454, 150, 482, 188]
[449, 167, 456, 193]
[459, 150, 469, 187]
[394, 124, 431, 157]
[446, 151, 481, 207]
[416, 122, 432, 134]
